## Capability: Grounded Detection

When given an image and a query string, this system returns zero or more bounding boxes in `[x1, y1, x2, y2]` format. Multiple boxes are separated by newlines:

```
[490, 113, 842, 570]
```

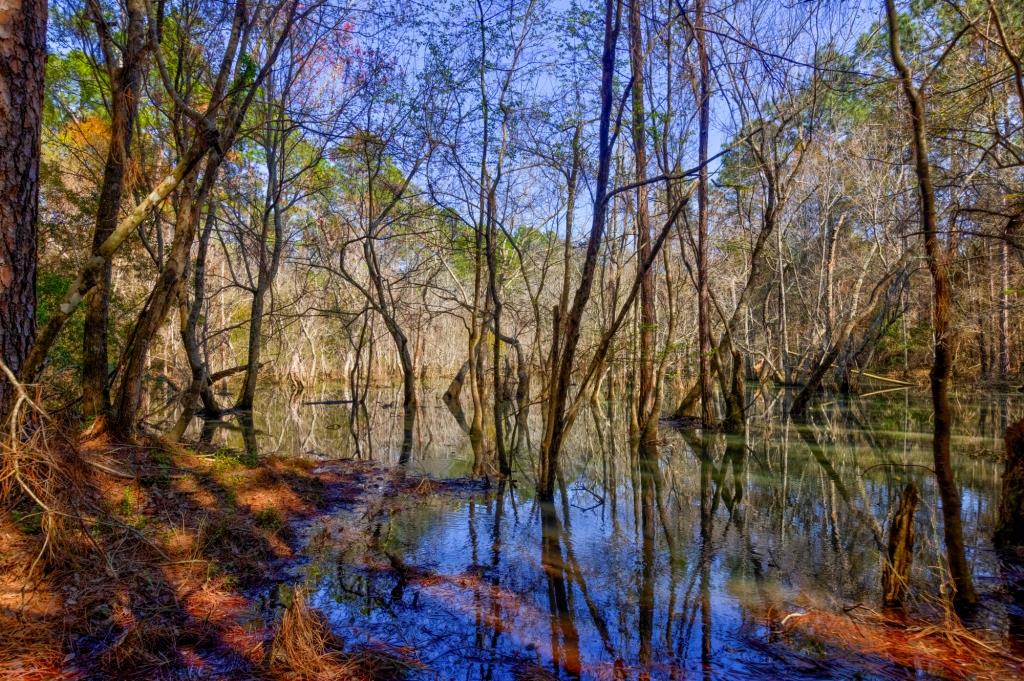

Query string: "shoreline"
[0, 434, 484, 680]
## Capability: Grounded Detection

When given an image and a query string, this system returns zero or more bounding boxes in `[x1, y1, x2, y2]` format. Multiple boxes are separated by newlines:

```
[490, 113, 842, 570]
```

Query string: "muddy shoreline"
[0, 437, 488, 680]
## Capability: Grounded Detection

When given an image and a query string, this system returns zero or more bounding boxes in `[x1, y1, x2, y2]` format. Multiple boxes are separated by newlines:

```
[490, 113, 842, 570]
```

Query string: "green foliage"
[254, 508, 285, 532]
[117, 486, 148, 529]
[443, 218, 482, 279]
[44, 51, 106, 127]
[35, 271, 85, 374]
[235, 52, 258, 91]
[118, 486, 138, 516]
[10, 508, 42, 535]
[211, 446, 261, 473]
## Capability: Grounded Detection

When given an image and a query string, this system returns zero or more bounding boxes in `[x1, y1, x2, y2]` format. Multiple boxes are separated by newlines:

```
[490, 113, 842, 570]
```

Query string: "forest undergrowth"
[0, 392, 473, 680]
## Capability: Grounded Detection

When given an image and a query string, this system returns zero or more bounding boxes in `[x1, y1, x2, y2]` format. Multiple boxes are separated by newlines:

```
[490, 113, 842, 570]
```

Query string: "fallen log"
[208, 363, 262, 384]
[849, 369, 916, 387]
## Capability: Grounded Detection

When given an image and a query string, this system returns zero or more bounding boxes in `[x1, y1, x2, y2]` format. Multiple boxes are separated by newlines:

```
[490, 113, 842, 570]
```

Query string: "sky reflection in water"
[191, 387, 1019, 679]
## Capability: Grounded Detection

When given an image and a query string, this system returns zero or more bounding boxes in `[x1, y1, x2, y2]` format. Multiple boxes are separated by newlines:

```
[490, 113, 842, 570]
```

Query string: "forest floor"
[0, 431, 482, 680]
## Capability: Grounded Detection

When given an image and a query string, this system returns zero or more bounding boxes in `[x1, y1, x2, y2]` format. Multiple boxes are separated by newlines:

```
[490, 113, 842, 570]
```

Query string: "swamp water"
[187, 387, 1020, 679]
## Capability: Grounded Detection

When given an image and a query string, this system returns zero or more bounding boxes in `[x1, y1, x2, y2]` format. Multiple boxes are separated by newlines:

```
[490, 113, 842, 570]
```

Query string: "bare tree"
[885, 0, 977, 611]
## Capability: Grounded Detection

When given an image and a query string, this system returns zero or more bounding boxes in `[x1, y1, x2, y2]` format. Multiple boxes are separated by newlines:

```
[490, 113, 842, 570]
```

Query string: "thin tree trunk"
[485, 181, 509, 475]
[391, 322, 417, 465]
[236, 254, 273, 410]
[171, 198, 222, 439]
[1000, 230, 1010, 383]
[886, 0, 977, 611]
[82, 0, 148, 422]
[238, 285, 270, 410]
[996, 419, 1024, 553]
[362, 231, 417, 463]
[538, 0, 622, 501]
[628, 0, 657, 445]
[776, 223, 790, 385]
[695, 0, 714, 427]
[468, 204, 487, 474]
[188, 200, 221, 415]
[443, 360, 471, 433]
[237, 135, 286, 411]
[113, 172, 210, 434]
[882, 482, 919, 608]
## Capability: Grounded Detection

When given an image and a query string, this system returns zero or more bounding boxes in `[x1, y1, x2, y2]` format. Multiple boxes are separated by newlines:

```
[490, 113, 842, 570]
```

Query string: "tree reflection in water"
[180, 386, 1019, 679]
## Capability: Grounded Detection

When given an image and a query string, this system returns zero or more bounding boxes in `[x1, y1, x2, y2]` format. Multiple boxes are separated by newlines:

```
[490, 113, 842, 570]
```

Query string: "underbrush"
[759, 594, 1024, 680]
[0, 382, 407, 679]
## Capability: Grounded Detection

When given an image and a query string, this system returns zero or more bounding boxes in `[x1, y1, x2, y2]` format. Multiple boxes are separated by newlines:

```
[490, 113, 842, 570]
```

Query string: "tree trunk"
[170, 200, 222, 439]
[995, 419, 1024, 555]
[442, 360, 471, 433]
[183, 200, 221, 415]
[628, 0, 657, 446]
[82, 0, 148, 421]
[722, 349, 745, 432]
[468, 210, 487, 475]
[112, 154, 221, 434]
[237, 278, 270, 411]
[390, 323, 417, 465]
[237, 137, 286, 411]
[776, 222, 790, 385]
[361, 223, 417, 463]
[790, 343, 842, 418]
[695, 0, 714, 428]
[886, 0, 977, 611]
[538, 0, 622, 501]
[0, 0, 46, 414]
[999, 231, 1010, 383]
[997, 419, 1024, 642]
[113, 186, 199, 433]
[882, 482, 919, 608]
[485, 181, 509, 475]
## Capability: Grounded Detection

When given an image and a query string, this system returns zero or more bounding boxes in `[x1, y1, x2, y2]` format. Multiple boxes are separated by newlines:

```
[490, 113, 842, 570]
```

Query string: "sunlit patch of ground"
[0, 432, 471, 679]
[0, 520, 70, 680]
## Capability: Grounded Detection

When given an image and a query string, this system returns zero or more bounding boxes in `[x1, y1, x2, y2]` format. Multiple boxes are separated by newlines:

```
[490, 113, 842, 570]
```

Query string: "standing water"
[190, 387, 1019, 679]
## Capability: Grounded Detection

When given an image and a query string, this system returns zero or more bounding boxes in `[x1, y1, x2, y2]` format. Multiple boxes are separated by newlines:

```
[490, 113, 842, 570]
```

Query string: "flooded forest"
[1, 0, 1024, 678]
